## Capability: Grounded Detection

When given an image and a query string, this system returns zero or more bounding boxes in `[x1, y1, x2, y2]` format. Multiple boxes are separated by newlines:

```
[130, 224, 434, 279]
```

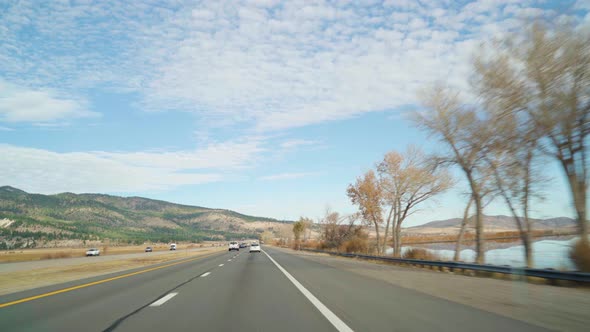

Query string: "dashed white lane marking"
[219, 264, 224, 267]
[263, 251, 354, 332]
[201, 272, 211, 277]
[228, 259, 232, 262]
[149, 293, 178, 307]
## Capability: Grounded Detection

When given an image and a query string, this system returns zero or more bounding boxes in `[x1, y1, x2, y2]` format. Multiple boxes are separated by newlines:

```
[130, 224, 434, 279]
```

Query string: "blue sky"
[0, 0, 588, 225]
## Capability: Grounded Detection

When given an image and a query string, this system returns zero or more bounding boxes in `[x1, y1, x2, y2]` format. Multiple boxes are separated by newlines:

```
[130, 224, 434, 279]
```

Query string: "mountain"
[0, 186, 290, 249]
[406, 215, 577, 234]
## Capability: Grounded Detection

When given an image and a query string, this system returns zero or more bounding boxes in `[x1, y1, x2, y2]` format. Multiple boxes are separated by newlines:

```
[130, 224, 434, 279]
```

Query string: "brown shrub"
[570, 240, 590, 272]
[402, 248, 439, 261]
[339, 237, 369, 254]
[102, 246, 108, 255]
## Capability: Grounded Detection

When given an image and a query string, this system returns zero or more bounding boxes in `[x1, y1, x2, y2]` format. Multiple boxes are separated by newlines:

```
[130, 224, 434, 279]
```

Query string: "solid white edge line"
[149, 293, 178, 307]
[262, 250, 354, 332]
[201, 272, 211, 277]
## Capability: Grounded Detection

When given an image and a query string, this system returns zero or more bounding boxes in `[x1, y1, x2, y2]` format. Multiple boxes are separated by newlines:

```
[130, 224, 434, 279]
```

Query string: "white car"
[249, 243, 261, 253]
[86, 248, 100, 256]
[229, 241, 239, 251]
[170, 243, 177, 250]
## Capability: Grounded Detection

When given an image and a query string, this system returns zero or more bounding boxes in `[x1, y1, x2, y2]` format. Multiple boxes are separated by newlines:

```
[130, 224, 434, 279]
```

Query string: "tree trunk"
[373, 221, 381, 255]
[454, 197, 473, 261]
[562, 162, 588, 244]
[394, 222, 402, 257]
[473, 193, 485, 264]
[523, 230, 533, 268]
[383, 207, 394, 255]
[574, 178, 588, 243]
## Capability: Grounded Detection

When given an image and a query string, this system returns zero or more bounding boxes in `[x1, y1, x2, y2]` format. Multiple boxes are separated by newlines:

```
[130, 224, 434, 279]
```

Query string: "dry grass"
[40, 251, 82, 260]
[0, 247, 225, 296]
[0, 243, 207, 263]
[339, 238, 369, 254]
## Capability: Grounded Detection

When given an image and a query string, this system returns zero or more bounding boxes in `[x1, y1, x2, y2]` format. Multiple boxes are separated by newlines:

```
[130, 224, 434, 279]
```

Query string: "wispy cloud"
[280, 139, 318, 149]
[259, 172, 318, 181]
[0, 81, 97, 123]
[1, 1, 576, 130]
[0, 137, 265, 193]
[0, 126, 14, 131]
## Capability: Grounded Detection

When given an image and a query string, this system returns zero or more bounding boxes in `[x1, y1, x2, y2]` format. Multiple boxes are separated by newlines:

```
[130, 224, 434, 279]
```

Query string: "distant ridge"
[407, 215, 576, 232]
[0, 186, 291, 248]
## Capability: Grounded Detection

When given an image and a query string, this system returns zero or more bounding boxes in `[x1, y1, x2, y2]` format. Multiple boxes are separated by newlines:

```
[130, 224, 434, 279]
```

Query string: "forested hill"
[0, 186, 290, 248]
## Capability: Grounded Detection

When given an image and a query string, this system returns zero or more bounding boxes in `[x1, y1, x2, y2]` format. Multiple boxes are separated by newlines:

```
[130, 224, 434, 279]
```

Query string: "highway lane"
[0, 250, 229, 331]
[0, 246, 549, 332]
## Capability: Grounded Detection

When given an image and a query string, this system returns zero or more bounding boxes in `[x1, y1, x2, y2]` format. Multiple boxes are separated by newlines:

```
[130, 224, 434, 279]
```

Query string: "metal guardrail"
[301, 248, 590, 283]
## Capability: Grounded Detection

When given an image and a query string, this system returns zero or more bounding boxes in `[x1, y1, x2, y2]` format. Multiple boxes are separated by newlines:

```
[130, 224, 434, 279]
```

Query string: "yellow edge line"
[0, 250, 222, 309]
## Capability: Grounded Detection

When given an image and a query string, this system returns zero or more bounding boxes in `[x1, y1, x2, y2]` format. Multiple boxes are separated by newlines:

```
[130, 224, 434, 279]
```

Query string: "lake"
[387, 237, 586, 270]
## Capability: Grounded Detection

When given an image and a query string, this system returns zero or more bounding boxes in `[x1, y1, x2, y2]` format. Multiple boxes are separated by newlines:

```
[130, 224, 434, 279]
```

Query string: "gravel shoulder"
[278, 247, 590, 332]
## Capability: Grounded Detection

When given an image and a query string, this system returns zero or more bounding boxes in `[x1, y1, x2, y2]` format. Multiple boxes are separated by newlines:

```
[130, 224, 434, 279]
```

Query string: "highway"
[0, 247, 551, 331]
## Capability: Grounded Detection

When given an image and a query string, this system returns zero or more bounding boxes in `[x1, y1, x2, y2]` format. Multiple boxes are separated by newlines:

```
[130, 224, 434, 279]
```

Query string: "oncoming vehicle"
[86, 248, 100, 256]
[249, 242, 261, 253]
[170, 243, 177, 250]
[229, 241, 239, 251]
[239, 242, 247, 248]
[145, 246, 153, 252]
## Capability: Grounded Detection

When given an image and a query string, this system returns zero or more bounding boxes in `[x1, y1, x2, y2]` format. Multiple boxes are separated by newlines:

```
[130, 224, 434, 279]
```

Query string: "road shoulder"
[275, 247, 590, 332]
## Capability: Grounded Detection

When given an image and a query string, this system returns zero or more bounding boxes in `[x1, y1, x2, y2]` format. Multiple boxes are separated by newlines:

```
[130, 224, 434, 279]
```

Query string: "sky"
[1, 0, 589, 226]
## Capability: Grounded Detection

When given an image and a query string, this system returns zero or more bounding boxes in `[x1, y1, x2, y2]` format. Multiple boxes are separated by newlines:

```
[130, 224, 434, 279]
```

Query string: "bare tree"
[347, 170, 384, 254]
[473, 22, 590, 243]
[319, 209, 362, 250]
[300, 217, 313, 241]
[377, 147, 453, 256]
[414, 85, 491, 264]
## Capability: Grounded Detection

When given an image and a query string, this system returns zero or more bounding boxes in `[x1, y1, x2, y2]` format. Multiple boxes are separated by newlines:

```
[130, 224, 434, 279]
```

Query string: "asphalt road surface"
[0, 247, 549, 332]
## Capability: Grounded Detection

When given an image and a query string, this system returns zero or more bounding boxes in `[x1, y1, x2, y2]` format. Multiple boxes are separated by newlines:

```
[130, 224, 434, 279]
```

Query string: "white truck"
[228, 241, 239, 251]
[170, 243, 177, 250]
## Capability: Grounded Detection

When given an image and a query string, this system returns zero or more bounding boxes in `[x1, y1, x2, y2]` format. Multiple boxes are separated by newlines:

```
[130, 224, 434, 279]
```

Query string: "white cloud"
[0, 81, 97, 123]
[0, 137, 265, 193]
[259, 172, 317, 181]
[0, 1, 581, 131]
[279, 139, 318, 149]
[576, 0, 590, 10]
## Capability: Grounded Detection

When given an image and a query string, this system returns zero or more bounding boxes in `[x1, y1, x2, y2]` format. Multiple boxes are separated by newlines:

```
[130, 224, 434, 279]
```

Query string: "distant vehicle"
[239, 242, 247, 248]
[145, 246, 153, 252]
[249, 243, 261, 253]
[229, 241, 239, 251]
[86, 248, 100, 256]
[170, 243, 177, 250]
